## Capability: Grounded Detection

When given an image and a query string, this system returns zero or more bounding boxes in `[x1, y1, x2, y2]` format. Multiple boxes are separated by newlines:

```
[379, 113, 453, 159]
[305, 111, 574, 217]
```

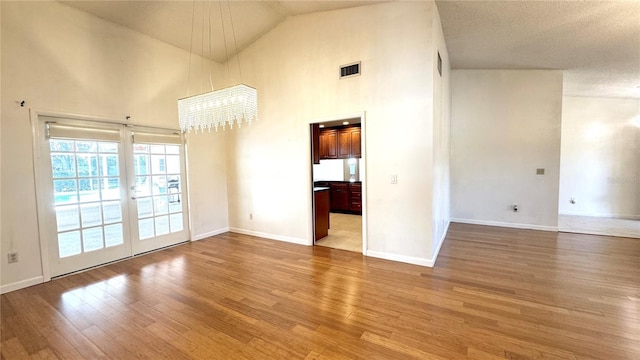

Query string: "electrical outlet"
[7, 252, 18, 264]
[249, 213, 253, 220]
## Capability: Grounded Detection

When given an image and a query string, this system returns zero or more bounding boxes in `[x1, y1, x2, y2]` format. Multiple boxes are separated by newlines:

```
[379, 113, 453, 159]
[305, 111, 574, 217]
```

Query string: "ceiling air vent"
[340, 62, 361, 78]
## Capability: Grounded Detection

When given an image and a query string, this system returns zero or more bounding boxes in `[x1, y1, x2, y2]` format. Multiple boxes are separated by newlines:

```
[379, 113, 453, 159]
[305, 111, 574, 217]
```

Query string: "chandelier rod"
[218, 1, 232, 83]
[200, 1, 205, 94]
[227, 0, 243, 83]
[207, 0, 214, 92]
[186, 0, 196, 97]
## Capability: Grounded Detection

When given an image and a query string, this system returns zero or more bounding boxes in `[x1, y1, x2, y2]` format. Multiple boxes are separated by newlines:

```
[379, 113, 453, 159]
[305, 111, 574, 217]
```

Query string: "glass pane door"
[36, 117, 188, 278]
[128, 135, 189, 254]
[47, 136, 131, 276]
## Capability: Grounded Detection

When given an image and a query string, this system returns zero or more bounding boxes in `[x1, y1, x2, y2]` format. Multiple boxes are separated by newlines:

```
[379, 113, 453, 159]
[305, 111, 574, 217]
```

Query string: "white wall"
[1, 1, 229, 291]
[225, 1, 442, 264]
[451, 70, 563, 230]
[559, 96, 640, 218]
[431, 6, 451, 255]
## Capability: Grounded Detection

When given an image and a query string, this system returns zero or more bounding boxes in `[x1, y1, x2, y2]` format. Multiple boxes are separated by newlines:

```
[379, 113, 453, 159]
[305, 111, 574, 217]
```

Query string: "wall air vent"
[340, 62, 361, 78]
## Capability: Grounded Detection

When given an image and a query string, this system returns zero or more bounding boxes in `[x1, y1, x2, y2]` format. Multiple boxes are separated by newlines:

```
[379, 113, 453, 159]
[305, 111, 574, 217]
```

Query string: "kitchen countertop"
[314, 180, 361, 184]
[313, 187, 330, 192]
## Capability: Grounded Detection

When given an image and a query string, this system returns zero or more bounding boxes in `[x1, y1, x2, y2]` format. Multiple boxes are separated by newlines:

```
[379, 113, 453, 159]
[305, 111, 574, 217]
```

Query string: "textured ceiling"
[61, 1, 640, 99]
[435, 0, 640, 99]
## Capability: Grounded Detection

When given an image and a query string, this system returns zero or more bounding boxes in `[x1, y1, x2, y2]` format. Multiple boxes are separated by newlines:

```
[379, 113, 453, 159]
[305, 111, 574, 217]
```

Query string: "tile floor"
[558, 214, 640, 239]
[315, 212, 362, 252]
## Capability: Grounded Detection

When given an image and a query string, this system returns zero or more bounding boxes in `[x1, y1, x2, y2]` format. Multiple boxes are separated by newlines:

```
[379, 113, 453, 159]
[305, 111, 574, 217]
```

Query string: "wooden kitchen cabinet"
[349, 183, 362, 212]
[338, 130, 351, 158]
[329, 183, 350, 212]
[327, 182, 362, 214]
[311, 123, 320, 164]
[350, 127, 361, 158]
[319, 129, 338, 159]
[314, 188, 330, 240]
[319, 125, 361, 160]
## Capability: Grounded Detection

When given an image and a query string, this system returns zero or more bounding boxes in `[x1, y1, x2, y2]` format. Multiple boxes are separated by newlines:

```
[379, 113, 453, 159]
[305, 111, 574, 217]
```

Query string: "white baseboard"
[451, 218, 558, 232]
[1, 276, 44, 294]
[559, 211, 640, 220]
[365, 220, 451, 268]
[229, 228, 311, 246]
[192, 227, 230, 241]
[366, 250, 434, 267]
[431, 220, 450, 266]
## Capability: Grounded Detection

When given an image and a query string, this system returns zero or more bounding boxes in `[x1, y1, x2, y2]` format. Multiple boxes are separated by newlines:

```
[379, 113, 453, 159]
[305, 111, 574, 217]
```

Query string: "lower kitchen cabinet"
[326, 182, 362, 215]
[350, 183, 362, 212]
[329, 183, 350, 212]
[314, 189, 330, 240]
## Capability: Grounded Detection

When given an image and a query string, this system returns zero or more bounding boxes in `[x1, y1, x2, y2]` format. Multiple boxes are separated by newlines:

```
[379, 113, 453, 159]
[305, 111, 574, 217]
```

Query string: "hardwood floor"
[2, 223, 639, 359]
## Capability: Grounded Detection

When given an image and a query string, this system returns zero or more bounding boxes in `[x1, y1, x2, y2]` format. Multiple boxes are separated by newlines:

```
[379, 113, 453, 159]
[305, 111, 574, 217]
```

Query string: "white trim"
[365, 220, 450, 268]
[30, 109, 52, 282]
[1, 276, 44, 294]
[310, 112, 365, 124]
[431, 220, 450, 266]
[184, 139, 195, 246]
[451, 218, 558, 232]
[28, 108, 181, 131]
[360, 112, 368, 255]
[192, 227, 230, 241]
[366, 250, 435, 267]
[559, 211, 640, 221]
[229, 228, 309, 246]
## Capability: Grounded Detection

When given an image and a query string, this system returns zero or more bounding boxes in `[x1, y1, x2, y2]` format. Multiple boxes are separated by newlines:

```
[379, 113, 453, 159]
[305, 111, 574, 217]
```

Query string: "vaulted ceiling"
[61, 1, 640, 99]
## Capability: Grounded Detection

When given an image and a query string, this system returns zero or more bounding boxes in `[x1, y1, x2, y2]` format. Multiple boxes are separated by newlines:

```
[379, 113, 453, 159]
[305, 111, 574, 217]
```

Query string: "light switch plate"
[391, 174, 397, 184]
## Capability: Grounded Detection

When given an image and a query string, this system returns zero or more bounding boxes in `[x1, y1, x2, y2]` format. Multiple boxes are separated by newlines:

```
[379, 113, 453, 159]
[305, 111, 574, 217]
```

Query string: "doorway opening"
[310, 115, 366, 253]
[557, 97, 639, 239]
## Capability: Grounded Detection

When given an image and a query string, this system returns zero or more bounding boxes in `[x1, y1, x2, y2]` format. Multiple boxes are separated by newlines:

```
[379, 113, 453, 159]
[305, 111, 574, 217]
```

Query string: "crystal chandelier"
[178, 1, 257, 133]
[178, 84, 257, 132]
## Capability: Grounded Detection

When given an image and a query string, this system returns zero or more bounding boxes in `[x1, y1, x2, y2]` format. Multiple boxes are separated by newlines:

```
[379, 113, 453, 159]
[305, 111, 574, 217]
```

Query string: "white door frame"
[30, 109, 189, 281]
[307, 111, 368, 255]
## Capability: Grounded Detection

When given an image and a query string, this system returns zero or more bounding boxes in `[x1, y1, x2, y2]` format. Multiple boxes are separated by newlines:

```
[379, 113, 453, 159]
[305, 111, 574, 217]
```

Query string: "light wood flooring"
[559, 214, 640, 238]
[315, 213, 362, 253]
[2, 224, 639, 359]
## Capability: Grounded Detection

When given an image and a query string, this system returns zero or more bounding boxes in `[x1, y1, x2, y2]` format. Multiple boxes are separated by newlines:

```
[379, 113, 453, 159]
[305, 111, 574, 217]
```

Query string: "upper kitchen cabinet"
[320, 125, 361, 159]
[319, 129, 338, 159]
[311, 123, 321, 164]
[350, 127, 361, 158]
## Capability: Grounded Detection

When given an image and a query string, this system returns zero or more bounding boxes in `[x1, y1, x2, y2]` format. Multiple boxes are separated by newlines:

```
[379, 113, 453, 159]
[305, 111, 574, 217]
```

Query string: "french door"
[36, 116, 189, 277]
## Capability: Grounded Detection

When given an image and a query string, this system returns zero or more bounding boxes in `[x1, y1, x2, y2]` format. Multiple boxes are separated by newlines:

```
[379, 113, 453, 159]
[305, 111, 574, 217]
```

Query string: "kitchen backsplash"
[313, 159, 363, 181]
